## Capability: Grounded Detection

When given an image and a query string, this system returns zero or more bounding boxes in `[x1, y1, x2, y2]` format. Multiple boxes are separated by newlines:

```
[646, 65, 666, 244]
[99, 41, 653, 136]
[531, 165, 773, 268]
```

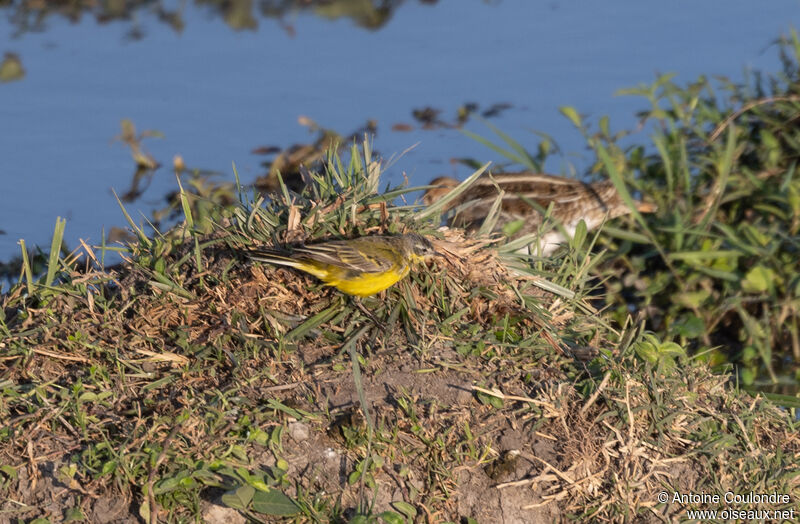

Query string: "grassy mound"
[1, 143, 797, 523]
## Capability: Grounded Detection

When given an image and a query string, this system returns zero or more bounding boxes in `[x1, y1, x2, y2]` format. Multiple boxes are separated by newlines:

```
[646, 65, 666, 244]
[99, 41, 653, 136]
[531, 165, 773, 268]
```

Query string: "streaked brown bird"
[423, 172, 655, 255]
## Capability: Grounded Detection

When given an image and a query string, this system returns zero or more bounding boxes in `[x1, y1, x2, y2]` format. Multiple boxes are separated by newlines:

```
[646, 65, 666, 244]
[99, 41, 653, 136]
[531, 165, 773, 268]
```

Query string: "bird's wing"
[293, 240, 393, 273]
[514, 180, 586, 205]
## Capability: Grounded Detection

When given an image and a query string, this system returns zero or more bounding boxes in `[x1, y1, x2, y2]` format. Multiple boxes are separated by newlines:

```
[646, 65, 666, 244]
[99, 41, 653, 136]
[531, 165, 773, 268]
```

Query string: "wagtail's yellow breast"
[246, 233, 438, 297]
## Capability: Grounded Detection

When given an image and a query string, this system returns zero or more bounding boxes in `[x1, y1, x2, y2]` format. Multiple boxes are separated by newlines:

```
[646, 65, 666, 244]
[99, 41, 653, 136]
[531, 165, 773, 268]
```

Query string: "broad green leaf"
[348, 469, 361, 485]
[251, 489, 299, 516]
[740, 367, 756, 386]
[742, 265, 775, 294]
[559, 106, 582, 128]
[392, 501, 418, 519]
[249, 478, 271, 492]
[153, 475, 182, 494]
[634, 334, 660, 365]
[476, 390, 504, 409]
[221, 484, 255, 510]
[673, 315, 705, 339]
[502, 219, 525, 237]
[379, 511, 406, 524]
[672, 290, 710, 308]
[658, 341, 686, 358]
[64, 506, 85, 522]
[101, 460, 117, 475]
[138, 499, 150, 523]
[571, 219, 587, 250]
[742, 346, 758, 362]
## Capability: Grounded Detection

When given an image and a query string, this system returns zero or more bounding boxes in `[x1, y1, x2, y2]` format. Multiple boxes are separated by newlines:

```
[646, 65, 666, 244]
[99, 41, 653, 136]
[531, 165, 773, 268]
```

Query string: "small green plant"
[461, 32, 800, 392]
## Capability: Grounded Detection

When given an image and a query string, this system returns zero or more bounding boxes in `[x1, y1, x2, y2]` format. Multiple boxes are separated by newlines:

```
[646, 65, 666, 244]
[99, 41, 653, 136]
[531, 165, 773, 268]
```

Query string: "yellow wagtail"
[247, 233, 439, 297]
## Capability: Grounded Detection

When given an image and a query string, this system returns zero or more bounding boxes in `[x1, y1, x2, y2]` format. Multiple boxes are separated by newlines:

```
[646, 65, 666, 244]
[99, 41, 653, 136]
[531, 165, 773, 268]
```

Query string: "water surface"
[1, 0, 799, 259]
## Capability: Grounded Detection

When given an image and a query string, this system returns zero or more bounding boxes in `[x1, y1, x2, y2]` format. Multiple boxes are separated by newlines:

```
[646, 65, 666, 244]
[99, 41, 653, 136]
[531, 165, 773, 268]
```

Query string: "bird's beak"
[637, 201, 658, 213]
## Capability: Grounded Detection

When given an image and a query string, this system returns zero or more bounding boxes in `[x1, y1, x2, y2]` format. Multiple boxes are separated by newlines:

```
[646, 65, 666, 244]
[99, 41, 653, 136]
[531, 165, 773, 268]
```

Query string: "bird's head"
[422, 176, 460, 207]
[404, 233, 441, 262]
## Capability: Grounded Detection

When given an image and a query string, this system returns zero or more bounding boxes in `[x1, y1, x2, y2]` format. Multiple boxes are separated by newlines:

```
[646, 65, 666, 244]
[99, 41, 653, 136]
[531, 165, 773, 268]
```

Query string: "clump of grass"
[597, 34, 800, 391]
[461, 32, 800, 395]
[0, 140, 590, 521]
[482, 331, 799, 521]
[1, 91, 799, 523]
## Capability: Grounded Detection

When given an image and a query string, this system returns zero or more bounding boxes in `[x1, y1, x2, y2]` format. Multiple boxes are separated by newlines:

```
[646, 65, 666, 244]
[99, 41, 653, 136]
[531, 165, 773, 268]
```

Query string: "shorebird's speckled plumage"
[423, 172, 655, 255]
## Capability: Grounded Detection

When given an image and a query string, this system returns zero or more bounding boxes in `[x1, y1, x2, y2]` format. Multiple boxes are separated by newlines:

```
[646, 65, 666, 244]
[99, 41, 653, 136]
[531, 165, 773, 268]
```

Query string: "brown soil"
[1, 231, 797, 523]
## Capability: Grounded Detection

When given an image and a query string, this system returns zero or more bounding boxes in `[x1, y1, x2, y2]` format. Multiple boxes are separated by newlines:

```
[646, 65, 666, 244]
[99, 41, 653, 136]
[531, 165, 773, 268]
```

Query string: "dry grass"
[1, 145, 798, 523]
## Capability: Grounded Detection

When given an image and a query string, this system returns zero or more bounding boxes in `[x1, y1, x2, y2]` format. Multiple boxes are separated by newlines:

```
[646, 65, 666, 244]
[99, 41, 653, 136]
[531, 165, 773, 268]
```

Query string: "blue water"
[1, 0, 799, 260]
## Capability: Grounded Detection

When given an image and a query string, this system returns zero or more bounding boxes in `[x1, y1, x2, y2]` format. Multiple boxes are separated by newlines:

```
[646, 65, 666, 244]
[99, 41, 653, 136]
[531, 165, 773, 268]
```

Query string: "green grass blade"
[481, 117, 539, 170]
[597, 146, 649, 232]
[345, 324, 373, 430]
[476, 190, 505, 236]
[112, 189, 151, 248]
[698, 125, 736, 231]
[652, 132, 674, 196]
[460, 128, 531, 167]
[285, 303, 341, 341]
[668, 250, 742, 262]
[742, 389, 800, 409]
[601, 225, 651, 244]
[413, 162, 491, 221]
[497, 232, 541, 253]
[175, 174, 204, 273]
[503, 267, 576, 299]
[18, 239, 33, 295]
[100, 226, 107, 269]
[149, 272, 195, 299]
[232, 161, 244, 205]
[45, 217, 66, 287]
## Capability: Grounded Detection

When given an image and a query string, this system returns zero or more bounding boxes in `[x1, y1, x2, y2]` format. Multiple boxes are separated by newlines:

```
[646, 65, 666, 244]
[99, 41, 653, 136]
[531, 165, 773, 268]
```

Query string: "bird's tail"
[246, 249, 302, 269]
